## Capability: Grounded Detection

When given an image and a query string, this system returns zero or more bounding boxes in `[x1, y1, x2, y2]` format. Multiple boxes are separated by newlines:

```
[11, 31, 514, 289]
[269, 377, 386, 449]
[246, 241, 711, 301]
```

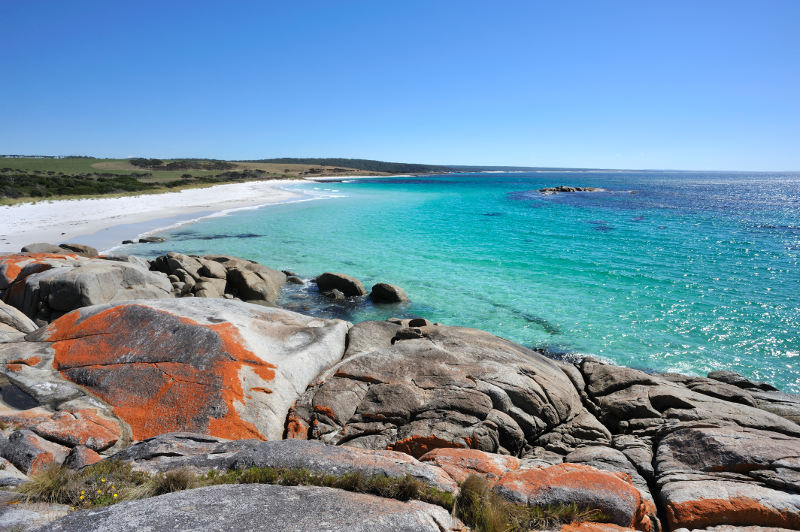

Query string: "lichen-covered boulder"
[420, 447, 520, 483]
[288, 319, 609, 457]
[494, 463, 652, 530]
[22, 298, 349, 441]
[1, 253, 172, 323]
[0, 406, 120, 451]
[0, 252, 82, 291]
[0, 430, 69, 475]
[655, 424, 800, 530]
[418, 447, 655, 531]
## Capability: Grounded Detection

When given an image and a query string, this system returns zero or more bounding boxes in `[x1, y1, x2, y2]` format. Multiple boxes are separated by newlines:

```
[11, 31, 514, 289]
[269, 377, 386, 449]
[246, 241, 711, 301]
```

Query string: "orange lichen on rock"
[496, 463, 651, 531]
[0, 410, 53, 429]
[496, 463, 633, 499]
[33, 409, 121, 451]
[284, 413, 310, 439]
[561, 523, 636, 532]
[250, 387, 273, 394]
[666, 496, 800, 530]
[0, 252, 78, 293]
[418, 447, 520, 483]
[0, 408, 120, 451]
[46, 304, 277, 441]
[5, 356, 42, 372]
[389, 434, 471, 459]
[313, 404, 336, 419]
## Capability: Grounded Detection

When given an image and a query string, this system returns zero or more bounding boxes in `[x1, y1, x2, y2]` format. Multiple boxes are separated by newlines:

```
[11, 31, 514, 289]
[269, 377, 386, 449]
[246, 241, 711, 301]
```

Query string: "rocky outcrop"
[540, 186, 603, 195]
[56, 243, 98, 257]
[37, 484, 456, 532]
[20, 243, 64, 254]
[0, 298, 348, 488]
[655, 424, 800, 530]
[288, 320, 609, 458]
[15, 298, 350, 442]
[0, 252, 172, 324]
[2, 251, 799, 531]
[573, 357, 800, 530]
[315, 272, 367, 297]
[149, 252, 287, 303]
[370, 283, 409, 303]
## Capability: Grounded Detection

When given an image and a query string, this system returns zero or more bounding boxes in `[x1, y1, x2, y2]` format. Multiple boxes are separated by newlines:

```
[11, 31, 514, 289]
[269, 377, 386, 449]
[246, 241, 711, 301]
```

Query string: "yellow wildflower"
[113, 493, 118, 498]
[79, 495, 84, 500]
[101, 478, 106, 482]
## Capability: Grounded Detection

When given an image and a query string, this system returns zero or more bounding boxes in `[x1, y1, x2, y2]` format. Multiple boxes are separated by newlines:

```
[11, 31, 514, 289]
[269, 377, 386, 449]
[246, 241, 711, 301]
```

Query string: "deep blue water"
[126, 171, 800, 392]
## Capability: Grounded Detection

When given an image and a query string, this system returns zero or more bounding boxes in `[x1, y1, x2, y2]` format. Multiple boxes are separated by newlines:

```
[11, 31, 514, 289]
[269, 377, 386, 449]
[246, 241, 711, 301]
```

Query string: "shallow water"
[126, 171, 800, 392]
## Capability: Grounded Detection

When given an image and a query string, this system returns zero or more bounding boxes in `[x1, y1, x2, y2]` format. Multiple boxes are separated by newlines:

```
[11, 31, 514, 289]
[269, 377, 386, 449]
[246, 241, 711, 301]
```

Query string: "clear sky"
[2, 1, 798, 170]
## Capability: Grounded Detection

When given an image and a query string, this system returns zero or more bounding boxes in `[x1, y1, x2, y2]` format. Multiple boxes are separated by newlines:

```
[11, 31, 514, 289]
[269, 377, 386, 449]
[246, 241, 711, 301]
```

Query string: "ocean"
[124, 171, 800, 393]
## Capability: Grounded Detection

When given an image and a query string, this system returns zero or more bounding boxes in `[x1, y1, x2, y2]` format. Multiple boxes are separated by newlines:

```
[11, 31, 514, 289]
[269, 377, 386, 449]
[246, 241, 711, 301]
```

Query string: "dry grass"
[453, 475, 608, 532]
[18, 462, 453, 511]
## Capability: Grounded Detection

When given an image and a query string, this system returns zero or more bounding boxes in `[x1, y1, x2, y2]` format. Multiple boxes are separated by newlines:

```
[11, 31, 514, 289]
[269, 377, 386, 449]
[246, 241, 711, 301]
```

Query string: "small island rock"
[370, 283, 409, 303]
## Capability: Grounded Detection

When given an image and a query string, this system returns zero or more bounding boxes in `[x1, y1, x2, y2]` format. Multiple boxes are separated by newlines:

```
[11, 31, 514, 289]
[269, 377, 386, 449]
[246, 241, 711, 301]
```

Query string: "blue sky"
[1, 1, 798, 170]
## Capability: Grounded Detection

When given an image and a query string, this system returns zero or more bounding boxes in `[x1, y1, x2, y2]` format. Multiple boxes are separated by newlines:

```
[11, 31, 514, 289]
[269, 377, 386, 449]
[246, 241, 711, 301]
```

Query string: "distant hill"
[239, 158, 452, 175]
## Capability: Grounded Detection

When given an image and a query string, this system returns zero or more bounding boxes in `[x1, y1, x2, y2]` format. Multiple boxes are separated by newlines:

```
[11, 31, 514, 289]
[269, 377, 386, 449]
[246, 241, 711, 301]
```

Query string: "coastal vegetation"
[20, 462, 604, 532]
[0, 156, 421, 205]
[241, 157, 453, 174]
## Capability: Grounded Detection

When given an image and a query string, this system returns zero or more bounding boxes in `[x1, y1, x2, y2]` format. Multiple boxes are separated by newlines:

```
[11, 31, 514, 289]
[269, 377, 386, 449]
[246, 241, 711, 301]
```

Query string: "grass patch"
[18, 462, 453, 511]
[19, 465, 605, 530]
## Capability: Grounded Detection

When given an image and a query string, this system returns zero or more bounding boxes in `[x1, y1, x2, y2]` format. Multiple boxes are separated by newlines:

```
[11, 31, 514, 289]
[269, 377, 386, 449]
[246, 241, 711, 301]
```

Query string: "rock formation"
[0, 253, 172, 325]
[0, 247, 797, 531]
[149, 252, 287, 303]
[540, 186, 603, 195]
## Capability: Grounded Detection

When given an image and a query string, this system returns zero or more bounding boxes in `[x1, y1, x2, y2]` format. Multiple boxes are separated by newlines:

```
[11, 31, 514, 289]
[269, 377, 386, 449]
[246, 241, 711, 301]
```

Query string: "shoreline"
[0, 179, 312, 254]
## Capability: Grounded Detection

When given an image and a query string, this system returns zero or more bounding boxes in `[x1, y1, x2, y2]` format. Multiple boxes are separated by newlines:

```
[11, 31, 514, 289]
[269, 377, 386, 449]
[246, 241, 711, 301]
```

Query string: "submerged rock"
[540, 186, 603, 195]
[315, 272, 367, 297]
[370, 283, 409, 303]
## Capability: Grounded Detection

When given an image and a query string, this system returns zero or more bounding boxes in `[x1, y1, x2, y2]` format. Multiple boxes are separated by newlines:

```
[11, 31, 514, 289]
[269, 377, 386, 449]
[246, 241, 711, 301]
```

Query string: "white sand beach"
[0, 180, 308, 253]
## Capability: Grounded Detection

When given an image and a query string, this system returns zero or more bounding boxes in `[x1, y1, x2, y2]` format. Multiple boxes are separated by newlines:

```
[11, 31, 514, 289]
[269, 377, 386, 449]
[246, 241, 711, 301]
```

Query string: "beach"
[0, 179, 308, 253]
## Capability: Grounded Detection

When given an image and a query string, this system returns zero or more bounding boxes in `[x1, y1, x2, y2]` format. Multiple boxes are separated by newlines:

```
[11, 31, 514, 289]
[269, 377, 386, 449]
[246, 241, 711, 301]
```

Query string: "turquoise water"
[127, 172, 800, 392]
